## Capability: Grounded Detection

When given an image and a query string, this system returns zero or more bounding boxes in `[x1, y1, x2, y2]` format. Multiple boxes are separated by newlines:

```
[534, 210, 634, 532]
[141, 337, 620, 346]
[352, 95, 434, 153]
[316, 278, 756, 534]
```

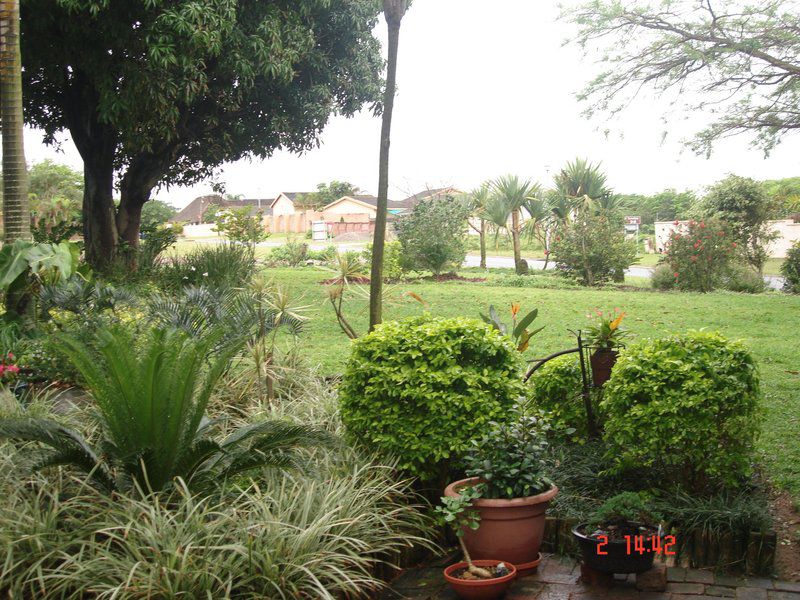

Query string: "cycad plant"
[0, 326, 333, 494]
[491, 175, 542, 274]
[149, 282, 307, 402]
[553, 158, 613, 214]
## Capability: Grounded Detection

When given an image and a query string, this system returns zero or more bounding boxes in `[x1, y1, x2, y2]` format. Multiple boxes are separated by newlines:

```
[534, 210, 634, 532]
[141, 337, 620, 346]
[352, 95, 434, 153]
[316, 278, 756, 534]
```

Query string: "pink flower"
[674, 272, 679, 278]
[731, 242, 737, 248]
[0, 365, 4, 376]
[6, 365, 19, 374]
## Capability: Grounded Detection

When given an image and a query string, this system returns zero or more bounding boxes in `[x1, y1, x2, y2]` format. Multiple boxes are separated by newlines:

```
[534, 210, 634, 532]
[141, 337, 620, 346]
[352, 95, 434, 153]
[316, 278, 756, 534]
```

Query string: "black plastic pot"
[572, 523, 659, 574]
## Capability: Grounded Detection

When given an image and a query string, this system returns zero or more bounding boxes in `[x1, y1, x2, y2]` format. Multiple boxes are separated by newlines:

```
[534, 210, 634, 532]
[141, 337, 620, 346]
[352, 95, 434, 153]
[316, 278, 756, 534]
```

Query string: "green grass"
[267, 266, 800, 504]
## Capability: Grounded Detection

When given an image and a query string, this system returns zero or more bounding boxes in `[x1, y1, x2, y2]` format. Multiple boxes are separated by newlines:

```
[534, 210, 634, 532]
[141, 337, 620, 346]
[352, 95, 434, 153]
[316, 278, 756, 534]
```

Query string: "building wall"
[324, 199, 377, 219]
[655, 220, 800, 258]
[271, 195, 296, 216]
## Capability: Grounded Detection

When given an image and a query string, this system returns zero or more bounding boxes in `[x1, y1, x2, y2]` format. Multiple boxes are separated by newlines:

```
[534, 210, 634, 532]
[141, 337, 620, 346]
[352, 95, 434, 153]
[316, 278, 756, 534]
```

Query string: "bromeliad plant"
[0, 325, 334, 494]
[585, 308, 628, 350]
[480, 303, 544, 352]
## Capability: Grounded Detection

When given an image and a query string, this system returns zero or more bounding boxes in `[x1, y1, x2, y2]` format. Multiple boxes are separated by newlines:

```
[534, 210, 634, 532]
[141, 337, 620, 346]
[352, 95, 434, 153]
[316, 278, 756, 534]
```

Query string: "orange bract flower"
[609, 313, 625, 331]
[511, 302, 521, 317]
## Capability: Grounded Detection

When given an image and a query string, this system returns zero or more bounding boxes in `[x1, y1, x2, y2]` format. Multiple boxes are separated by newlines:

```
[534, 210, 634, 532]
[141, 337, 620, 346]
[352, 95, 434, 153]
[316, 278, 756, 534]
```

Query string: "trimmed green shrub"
[362, 241, 405, 280]
[526, 355, 586, 440]
[602, 331, 761, 489]
[339, 315, 524, 482]
[724, 264, 766, 293]
[651, 263, 676, 290]
[782, 241, 800, 293]
[268, 239, 308, 266]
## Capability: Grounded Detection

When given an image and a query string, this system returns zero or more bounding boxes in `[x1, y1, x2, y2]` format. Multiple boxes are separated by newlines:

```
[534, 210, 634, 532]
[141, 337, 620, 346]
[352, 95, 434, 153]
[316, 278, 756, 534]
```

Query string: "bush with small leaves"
[651, 263, 676, 291]
[602, 331, 761, 490]
[526, 355, 587, 440]
[724, 264, 766, 293]
[339, 315, 524, 483]
[782, 241, 800, 294]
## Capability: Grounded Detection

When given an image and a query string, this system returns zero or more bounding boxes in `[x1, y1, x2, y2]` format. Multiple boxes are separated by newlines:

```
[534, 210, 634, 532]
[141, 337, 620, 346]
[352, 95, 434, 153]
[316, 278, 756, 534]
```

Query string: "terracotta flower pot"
[444, 478, 558, 575]
[443, 560, 517, 600]
[590, 348, 618, 387]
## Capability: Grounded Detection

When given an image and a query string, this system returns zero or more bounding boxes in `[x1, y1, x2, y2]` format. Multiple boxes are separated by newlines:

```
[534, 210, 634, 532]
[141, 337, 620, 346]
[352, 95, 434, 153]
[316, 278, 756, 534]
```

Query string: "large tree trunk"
[511, 208, 523, 274]
[82, 152, 117, 268]
[0, 0, 30, 243]
[369, 1, 406, 332]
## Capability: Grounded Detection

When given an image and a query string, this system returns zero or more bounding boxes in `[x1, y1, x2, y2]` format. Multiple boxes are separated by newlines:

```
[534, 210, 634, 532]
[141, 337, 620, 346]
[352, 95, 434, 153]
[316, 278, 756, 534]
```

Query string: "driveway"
[463, 254, 786, 290]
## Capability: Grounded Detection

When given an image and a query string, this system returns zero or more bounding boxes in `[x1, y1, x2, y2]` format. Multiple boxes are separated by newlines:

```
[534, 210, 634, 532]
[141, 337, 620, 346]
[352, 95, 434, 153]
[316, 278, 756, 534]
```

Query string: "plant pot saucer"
[514, 552, 543, 578]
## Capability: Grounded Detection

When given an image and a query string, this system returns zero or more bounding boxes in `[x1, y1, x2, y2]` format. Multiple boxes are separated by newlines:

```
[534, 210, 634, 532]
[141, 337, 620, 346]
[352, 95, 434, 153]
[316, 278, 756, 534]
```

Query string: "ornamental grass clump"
[602, 331, 761, 490]
[339, 315, 524, 483]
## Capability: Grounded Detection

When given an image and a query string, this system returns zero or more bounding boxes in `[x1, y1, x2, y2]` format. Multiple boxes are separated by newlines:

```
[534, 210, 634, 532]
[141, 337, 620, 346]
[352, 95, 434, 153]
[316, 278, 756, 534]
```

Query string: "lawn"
[267, 266, 800, 504]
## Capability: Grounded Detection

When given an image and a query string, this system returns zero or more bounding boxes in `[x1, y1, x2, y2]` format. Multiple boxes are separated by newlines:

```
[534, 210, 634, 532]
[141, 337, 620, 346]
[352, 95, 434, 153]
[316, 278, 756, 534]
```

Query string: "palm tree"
[369, 0, 410, 331]
[0, 326, 332, 494]
[553, 158, 612, 214]
[491, 175, 541, 274]
[522, 192, 555, 270]
[482, 191, 512, 250]
[0, 0, 29, 242]
[465, 185, 491, 268]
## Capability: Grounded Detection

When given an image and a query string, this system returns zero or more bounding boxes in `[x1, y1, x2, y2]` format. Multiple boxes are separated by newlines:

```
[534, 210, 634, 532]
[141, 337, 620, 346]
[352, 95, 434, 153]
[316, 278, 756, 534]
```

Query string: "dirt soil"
[770, 489, 800, 581]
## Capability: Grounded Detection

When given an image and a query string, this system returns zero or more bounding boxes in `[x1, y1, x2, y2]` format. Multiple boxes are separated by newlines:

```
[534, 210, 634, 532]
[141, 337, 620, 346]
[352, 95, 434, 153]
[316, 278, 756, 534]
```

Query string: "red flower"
[6, 365, 19, 374]
[544, 250, 550, 255]
[700, 222, 706, 229]
[691, 256, 697, 262]
[674, 272, 679, 278]
[731, 242, 737, 248]
[673, 220, 680, 226]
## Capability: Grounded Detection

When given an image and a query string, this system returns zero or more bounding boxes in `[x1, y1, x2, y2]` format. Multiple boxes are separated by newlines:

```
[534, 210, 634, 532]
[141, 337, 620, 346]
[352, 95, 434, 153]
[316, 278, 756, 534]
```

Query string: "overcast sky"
[22, 0, 800, 209]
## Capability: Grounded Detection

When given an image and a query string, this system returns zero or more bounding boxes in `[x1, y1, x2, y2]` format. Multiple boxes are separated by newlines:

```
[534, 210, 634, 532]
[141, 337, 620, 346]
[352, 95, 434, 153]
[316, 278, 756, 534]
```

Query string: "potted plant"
[585, 309, 628, 386]
[572, 492, 663, 575]
[444, 416, 558, 576]
[438, 485, 517, 599]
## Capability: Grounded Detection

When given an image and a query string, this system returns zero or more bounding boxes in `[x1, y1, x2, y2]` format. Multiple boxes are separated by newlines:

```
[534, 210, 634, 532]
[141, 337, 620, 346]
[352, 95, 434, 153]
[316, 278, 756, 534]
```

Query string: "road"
[462, 254, 786, 290]
[184, 238, 786, 290]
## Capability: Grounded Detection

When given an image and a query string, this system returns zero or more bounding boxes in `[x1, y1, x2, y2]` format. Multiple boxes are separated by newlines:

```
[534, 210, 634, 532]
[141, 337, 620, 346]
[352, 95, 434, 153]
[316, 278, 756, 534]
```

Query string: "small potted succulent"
[585, 308, 628, 386]
[444, 416, 558, 576]
[438, 485, 517, 599]
[572, 492, 663, 574]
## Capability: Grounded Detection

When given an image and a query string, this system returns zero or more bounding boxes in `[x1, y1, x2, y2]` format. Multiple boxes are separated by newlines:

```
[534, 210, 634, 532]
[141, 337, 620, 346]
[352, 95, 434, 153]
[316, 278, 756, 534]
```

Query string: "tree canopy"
[21, 0, 384, 266]
[564, 0, 800, 155]
[296, 181, 361, 210]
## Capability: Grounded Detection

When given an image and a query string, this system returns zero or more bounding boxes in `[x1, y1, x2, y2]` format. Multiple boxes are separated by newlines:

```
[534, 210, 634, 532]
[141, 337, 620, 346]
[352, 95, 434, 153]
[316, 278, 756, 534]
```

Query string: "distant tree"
[522, 191, 556, 269]
[370, 0, 411, 331]
[202, 203, 221, 224]
[395, 195, 470, 276]
[700, 175, 778, 275]
[465, 184, 491, 269]
[762, 177, 800, 217]
[140, 199, 177, 231]
[551, 211, 637, 286]
[565, 0, 800, 155]
[27, 160, 83, 237]
[1, 0, 29, 242]
[297, 181, 361, 210]
[22, 0, 384, 268]
[213, 207, 268, 245]
[491, 175, 541, 274]
[615, 189, 697, 224]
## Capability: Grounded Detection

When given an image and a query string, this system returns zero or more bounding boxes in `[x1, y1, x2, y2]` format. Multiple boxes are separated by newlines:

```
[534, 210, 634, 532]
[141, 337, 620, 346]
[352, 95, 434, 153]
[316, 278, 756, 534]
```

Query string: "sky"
[22, 0, 800, 209]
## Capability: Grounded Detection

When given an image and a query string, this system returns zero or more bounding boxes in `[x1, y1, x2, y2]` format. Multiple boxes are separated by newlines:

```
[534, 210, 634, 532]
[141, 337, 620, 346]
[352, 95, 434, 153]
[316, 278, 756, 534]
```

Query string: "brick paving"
[378, 554, 800, 600]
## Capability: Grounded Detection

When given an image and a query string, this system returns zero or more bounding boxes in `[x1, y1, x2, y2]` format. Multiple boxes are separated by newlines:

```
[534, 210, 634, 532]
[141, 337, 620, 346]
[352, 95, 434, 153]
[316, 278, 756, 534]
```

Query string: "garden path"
[379, 554, 800, 600]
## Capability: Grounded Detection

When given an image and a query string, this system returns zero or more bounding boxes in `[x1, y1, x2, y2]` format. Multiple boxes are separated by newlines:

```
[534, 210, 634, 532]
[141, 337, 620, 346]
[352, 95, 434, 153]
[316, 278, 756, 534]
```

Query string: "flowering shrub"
[663, 219, 735, 292]
[585, 308, 628, 349]
[0, 353, 20, 385]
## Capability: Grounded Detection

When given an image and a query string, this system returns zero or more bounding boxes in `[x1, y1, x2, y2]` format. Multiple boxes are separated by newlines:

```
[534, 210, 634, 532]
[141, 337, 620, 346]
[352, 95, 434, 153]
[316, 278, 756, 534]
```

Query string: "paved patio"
[378, 554, 800, 600]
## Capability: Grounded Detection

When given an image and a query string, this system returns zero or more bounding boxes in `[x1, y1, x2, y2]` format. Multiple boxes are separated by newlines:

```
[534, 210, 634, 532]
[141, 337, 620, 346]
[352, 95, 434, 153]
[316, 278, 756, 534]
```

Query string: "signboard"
[625, 216, 642, 225]
[311, 221, 328, 242]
